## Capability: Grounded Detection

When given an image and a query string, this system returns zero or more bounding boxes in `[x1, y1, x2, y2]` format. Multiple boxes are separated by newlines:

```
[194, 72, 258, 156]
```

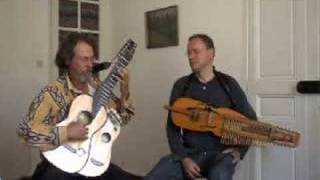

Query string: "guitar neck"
[92, 40, 136, 116]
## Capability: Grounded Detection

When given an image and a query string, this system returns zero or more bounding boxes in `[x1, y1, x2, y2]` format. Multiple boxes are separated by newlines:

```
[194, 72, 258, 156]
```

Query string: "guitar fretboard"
[92, 40, 137, 116]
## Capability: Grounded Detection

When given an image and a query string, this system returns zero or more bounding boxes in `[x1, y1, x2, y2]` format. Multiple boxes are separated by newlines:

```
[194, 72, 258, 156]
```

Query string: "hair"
[188, 33, 215, 50]
[55, 32, 98, 76]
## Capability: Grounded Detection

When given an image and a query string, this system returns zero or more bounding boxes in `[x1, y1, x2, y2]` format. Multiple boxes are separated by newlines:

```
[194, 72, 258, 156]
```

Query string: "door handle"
[297, 81, 320, 94]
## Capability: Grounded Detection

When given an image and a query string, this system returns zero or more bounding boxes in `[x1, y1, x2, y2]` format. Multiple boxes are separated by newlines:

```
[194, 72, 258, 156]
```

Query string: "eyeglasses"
[73, 56, 96, 64]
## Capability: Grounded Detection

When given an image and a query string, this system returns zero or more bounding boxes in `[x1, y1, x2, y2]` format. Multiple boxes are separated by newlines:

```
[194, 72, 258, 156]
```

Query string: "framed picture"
[145, 5, 178, 48]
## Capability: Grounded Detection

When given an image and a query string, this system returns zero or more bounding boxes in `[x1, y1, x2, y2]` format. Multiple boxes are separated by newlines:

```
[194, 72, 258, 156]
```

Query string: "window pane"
[59, 30, 74, 46]
[59, 0, 78, 28]
[81, 3, 99, 30]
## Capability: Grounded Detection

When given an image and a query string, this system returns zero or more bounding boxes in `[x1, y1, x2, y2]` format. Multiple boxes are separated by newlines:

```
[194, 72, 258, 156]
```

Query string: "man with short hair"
[145, 34, 257, 180]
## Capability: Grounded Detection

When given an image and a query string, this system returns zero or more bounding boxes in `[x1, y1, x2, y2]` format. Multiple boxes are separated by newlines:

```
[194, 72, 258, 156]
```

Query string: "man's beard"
[79, 72, 92, 83]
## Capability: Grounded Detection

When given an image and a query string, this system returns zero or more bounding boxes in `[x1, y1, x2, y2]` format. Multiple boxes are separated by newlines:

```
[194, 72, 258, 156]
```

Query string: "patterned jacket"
[17, 74, 134, 151]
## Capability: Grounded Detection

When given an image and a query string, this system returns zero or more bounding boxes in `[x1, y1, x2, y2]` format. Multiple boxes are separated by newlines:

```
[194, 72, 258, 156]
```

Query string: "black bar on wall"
[297, 81, 320, 94]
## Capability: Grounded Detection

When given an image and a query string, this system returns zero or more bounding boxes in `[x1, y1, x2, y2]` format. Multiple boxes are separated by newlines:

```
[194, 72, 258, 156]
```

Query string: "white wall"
[105, 0, 248, 175]
[0, 1, 118, 179]
[1, 0, 318, 179]
[0, 0, 51, 179]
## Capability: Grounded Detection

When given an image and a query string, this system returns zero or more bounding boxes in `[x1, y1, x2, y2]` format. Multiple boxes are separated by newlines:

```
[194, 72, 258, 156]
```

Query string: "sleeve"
[166, 79, 194, 159]
[226, 77, 257, 159]
[17, 88, 68, 151]
[111, 94, 134, 126]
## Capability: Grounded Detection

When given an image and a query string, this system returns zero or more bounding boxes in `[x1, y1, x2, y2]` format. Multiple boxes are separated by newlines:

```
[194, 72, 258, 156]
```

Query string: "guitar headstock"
[92, 39, 137, 117]
[269, 126, 300, 147]
[118, 39, 137, 63]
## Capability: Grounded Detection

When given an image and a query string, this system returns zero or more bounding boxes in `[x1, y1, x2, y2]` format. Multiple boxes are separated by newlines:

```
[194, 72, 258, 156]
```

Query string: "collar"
[66, 74, 95, 96]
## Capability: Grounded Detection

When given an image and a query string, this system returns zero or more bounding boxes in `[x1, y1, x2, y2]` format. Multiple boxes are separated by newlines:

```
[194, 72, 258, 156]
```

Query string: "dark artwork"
[145, 5, 178, 48]
[59, 0, 78, 28]
[81, 2, 99, 30]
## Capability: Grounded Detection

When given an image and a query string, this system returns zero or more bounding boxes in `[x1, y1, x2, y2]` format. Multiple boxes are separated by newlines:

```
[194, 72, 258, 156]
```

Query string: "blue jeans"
[145, 152, 236, 180]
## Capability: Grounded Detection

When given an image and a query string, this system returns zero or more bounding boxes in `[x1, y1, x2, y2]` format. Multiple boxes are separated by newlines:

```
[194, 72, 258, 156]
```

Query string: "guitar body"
[43, 94, 121, 176]
[167, 97, 300, 148]
[78, 108, 121, 176]
[43, 95, 93, 173]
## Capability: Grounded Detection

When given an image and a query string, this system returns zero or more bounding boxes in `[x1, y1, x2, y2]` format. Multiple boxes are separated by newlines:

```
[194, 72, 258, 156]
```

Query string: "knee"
[146, 154, 176, 175]
[158, 154, 176, 165]
[145, 154, 182, 180]
[207, 155, 236, 180]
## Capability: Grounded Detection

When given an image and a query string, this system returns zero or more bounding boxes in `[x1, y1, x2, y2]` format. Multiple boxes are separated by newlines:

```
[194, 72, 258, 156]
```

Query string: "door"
[247, 0, 319, 180]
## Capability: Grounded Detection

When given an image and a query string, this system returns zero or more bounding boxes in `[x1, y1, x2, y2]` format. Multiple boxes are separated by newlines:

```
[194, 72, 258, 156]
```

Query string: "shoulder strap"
[181, 73, 194, 96]
[213, 67, 237, 109]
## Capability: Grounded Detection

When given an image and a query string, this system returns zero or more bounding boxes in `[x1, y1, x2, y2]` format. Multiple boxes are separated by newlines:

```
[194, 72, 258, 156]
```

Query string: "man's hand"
[117, 68, 130, 101]
[67, 122, 88, 141]
[182, 157, 201, 179]
[222, 148, 241, 164]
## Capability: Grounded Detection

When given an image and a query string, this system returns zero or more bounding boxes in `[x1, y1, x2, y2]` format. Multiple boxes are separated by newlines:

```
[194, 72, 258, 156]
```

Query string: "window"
[58, 0, 100, 55]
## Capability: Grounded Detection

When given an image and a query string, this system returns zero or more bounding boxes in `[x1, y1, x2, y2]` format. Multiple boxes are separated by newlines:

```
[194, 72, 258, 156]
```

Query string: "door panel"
[260, 0, 294, 77]
[247, 0, 309, 180]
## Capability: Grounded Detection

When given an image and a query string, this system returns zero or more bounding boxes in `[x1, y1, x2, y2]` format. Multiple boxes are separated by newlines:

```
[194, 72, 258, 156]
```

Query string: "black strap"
[181, 73, 194, 97]
[213, 67, 237, 109]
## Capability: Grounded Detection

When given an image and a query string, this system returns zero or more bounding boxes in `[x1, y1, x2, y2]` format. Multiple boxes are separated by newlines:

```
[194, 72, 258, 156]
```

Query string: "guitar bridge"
[90, 158, 104, 166]
[107, 108, 122, 126]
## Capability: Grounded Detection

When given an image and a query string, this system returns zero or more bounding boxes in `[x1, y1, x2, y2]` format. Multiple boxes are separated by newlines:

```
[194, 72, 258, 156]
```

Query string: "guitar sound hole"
[101, 133, 111, 143]
[77, 111, 93, 125]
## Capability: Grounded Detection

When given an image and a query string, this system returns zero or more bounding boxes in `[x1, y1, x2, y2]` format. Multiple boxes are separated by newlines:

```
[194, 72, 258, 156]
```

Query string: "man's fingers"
[189, 165, 201, 178]
[190, 171, 201, 178]
[187, 171, 197, 179]
[186, 171, 194, 179]
[232, 157, 240, 164]
[235, 162, 241, 170]
[223, 148, 241, 164]
[193, 164, 201, 176]
[182, 157, 202, 179]
[222, 148, 233, 154]
[120, 68, 128, 74]
[232, 153, 240, 164]
[113, 73, 122, 80]
[117, 68, 129, 78]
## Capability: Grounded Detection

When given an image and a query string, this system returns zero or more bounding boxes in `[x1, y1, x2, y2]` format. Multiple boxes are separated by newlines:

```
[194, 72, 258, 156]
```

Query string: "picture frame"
[145, 5, 179, 48]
